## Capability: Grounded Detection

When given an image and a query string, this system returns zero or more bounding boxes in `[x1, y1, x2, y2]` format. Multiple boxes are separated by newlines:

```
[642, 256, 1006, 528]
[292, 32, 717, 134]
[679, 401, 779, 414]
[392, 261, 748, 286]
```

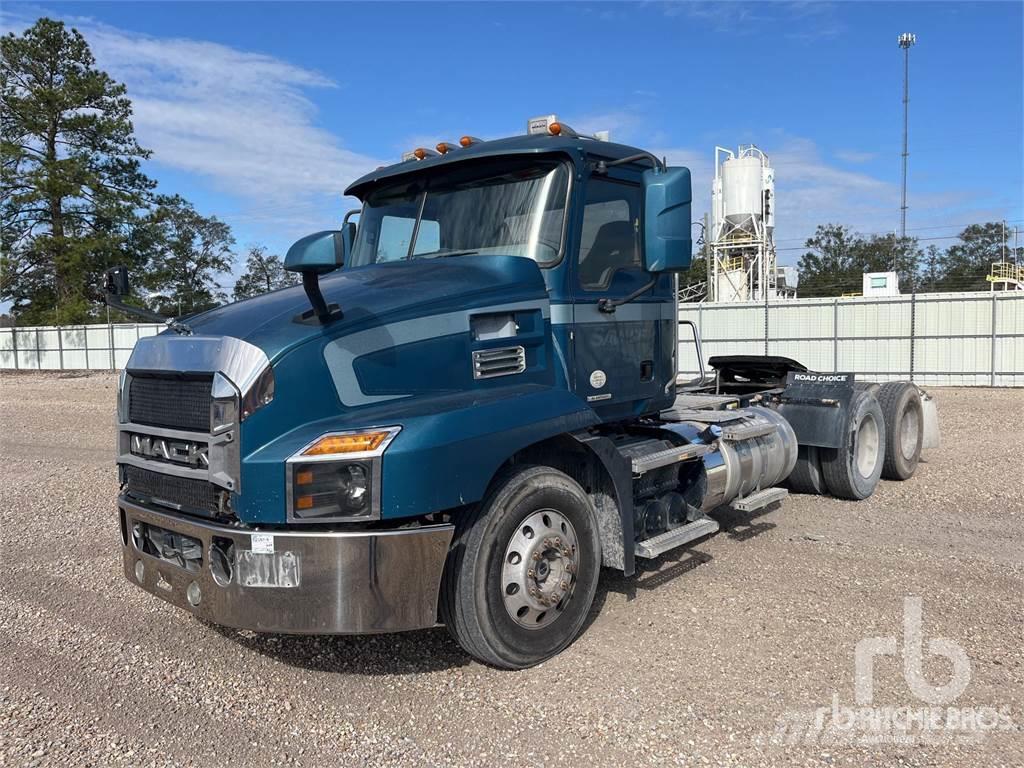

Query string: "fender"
[569, 430, 637, 576]
[240, 385, 600, 523]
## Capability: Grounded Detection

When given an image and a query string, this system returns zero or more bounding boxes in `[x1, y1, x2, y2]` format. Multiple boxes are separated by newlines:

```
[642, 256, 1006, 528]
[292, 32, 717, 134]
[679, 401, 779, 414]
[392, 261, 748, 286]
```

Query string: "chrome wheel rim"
[855, 414, 881, 478]
[501, 509, 579, 630]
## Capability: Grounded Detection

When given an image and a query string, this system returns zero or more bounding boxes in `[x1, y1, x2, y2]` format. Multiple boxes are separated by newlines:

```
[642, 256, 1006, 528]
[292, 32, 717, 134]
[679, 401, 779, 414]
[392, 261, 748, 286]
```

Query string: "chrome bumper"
[119, 499, 454, 634]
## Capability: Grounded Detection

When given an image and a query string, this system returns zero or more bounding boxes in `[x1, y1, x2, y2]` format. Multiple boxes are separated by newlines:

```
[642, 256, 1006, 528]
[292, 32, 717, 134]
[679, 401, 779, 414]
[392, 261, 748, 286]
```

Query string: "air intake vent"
[129, 375, 213, 433]
[472, 346, 526, 379]
[124, 465, 223, 518]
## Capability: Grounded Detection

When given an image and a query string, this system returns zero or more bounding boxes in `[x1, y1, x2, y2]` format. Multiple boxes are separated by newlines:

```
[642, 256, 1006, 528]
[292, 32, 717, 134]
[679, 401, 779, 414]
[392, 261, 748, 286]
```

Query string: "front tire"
[440, 465, 601, 669]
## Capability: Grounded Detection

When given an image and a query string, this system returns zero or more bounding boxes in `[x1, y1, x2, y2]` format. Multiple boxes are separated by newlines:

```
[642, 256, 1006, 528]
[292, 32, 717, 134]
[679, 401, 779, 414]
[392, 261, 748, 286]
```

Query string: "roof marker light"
[526, 114, 579, 138]
[402, 147, 440, 161]
[459, 136, 481, 148]
[527, 114, 558, 135]
[436, 142, 459, 154]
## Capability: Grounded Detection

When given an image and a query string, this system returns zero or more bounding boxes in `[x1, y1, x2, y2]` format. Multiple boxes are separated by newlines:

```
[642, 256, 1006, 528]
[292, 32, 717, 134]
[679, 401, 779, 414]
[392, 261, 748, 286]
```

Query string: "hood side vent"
[472, 346, 526, 380]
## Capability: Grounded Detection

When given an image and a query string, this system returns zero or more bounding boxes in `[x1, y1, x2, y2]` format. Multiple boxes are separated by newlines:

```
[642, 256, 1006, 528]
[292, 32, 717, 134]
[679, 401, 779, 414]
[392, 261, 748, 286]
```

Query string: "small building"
[862, 271, 900, 297]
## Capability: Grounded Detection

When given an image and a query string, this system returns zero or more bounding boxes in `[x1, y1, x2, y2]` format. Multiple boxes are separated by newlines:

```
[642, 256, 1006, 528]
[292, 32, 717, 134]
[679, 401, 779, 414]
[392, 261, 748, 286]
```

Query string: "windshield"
[349, 159, 570, 267]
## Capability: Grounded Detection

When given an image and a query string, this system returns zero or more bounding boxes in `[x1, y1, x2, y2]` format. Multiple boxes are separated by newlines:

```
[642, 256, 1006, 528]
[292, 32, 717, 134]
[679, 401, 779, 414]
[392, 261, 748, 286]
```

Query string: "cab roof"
[344, 133, 657, 199]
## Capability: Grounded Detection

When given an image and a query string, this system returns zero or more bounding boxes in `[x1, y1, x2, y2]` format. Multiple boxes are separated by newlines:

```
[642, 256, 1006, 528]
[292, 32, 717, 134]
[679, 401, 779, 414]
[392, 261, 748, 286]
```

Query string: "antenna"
[898, 33, 916, 239]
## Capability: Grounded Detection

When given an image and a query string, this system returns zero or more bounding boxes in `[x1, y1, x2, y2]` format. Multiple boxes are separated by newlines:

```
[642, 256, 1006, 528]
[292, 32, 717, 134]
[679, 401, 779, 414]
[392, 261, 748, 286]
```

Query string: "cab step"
[730, 486, 788, 512]
[634, 517, 720, 559]
[720, 421, 777, 441]
[630, 443, 710, 475]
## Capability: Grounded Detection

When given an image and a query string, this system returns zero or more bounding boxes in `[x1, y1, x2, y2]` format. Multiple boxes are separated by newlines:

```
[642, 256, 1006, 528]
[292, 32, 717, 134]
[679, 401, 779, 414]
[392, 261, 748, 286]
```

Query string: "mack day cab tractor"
[106, 116, 938, 669]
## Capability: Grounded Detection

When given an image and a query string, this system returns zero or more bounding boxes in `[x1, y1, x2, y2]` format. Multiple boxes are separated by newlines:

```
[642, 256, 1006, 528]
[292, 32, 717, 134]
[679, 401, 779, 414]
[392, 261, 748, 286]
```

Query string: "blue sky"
[3, 1, 1023, 291]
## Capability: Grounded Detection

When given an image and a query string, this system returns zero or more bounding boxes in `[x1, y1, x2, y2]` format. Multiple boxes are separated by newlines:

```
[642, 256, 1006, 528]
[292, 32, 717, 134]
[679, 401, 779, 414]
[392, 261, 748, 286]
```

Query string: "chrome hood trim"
[127, 334, 271, 398]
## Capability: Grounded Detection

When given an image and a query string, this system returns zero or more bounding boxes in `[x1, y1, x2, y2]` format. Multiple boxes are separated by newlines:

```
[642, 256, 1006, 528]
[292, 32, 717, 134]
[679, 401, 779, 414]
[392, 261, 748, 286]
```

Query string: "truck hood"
[182, 255, 549, 361]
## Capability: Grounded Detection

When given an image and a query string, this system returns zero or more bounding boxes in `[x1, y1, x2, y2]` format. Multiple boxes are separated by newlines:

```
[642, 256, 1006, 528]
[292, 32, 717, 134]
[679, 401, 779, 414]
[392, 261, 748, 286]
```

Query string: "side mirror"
[642, 167, 692, 272]
[284, 226, 352, 275]
[104, 266, 131, 296]
[284, 223, 355, 324]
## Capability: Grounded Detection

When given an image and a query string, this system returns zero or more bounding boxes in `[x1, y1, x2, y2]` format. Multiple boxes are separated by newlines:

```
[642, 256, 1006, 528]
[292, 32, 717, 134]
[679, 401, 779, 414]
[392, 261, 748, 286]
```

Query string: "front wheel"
[440, 465, 602, 669]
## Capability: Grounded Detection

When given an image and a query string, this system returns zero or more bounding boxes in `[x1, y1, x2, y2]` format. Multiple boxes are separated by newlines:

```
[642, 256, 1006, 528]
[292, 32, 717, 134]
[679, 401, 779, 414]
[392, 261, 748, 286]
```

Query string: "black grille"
[129, 375, 212, 433]
[124, 465, 221, 517]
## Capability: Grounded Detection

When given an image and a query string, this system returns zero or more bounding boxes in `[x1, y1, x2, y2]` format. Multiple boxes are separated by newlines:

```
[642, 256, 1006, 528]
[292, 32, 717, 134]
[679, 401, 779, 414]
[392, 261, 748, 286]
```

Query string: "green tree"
[796, 224, 920, 297]
[936, 222, 1014, 292]
[1, 18, 155, 324]
[142, 195, 234, 316]
[917, 244, 945, 293]
[232, 245, 298, 300]
[795, 224, 861, 297]
[851, 233, 920, 293]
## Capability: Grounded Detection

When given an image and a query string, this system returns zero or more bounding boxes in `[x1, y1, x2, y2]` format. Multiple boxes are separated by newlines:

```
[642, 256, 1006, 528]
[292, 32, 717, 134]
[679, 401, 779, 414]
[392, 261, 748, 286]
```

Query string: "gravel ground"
[1, 371, 1021, 767]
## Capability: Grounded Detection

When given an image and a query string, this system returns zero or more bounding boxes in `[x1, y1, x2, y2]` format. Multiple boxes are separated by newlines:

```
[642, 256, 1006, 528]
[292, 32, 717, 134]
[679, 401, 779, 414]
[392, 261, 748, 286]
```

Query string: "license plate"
[235, 550, 300, 588]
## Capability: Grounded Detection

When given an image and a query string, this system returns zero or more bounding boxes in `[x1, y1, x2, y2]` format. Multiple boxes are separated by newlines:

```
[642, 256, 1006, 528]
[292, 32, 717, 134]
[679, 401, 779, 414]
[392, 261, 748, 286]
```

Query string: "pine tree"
[1, 18, 155, 324]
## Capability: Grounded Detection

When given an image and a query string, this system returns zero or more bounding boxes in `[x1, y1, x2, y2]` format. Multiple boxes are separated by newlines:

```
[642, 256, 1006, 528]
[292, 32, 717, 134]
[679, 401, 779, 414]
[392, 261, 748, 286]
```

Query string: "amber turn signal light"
[301, 431, 392, 456]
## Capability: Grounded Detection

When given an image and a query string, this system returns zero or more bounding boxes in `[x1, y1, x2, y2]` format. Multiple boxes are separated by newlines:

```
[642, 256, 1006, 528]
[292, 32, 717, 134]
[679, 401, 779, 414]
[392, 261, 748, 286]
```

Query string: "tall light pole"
[898, 33, 916, 239]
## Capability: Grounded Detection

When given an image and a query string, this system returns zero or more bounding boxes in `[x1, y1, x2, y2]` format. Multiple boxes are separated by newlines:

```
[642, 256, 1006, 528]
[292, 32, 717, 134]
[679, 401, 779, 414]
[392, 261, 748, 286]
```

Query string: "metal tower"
[898, 32, 916, 239]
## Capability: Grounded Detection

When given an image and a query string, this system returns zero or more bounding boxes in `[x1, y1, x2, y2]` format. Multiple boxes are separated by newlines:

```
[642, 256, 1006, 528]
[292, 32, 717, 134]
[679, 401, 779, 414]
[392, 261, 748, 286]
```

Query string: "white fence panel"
[679, 291, 1024, 386]
[0, 323, 163, 371]
[2, 295, 1023, 387]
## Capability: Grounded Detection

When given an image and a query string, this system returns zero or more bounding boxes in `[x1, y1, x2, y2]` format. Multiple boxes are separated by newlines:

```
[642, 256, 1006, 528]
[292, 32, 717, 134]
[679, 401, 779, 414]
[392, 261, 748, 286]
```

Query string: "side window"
[578, 179, 641, 291]
[376, 216, 440, 262]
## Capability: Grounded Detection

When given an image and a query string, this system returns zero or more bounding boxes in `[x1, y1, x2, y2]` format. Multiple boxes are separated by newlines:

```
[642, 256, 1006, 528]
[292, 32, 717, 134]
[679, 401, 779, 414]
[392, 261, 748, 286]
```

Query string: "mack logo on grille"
[130, 434, 209, 468]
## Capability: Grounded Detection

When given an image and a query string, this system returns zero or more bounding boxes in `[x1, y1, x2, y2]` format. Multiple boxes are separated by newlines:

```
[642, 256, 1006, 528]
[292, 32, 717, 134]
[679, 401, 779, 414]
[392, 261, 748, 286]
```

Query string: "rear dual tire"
[786, 445, 827, 495]
[440, 465, 601, 670]
[821, 390, 886, 500]
[876, 382, 924, 480]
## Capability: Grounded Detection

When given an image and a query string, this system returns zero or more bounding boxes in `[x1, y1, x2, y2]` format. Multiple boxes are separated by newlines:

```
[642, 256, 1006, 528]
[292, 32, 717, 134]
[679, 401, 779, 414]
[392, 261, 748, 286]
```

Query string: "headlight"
[291, 461, 373, 519]
[287, 427, 400, 522]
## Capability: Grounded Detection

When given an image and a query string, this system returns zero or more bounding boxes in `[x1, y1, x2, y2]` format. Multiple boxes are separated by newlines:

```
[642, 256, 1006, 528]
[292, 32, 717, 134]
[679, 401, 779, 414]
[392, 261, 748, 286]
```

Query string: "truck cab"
[115, 118, 929, 668]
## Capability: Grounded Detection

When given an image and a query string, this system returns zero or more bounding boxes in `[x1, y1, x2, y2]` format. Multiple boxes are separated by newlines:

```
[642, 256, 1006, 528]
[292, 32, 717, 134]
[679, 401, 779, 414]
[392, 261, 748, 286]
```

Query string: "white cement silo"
[709, 146, 779, 302]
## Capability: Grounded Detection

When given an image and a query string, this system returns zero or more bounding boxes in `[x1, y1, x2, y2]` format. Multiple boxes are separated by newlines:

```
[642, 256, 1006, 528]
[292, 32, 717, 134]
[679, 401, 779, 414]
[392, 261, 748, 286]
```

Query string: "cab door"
[571, 172, 667, 419]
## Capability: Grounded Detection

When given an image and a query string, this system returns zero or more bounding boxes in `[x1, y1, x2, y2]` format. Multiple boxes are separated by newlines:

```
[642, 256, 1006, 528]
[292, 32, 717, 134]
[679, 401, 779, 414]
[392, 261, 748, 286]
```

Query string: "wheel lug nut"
[560, 581, 568, 590]
[527, 569, 534, 577]
[532, 552, 541, 561]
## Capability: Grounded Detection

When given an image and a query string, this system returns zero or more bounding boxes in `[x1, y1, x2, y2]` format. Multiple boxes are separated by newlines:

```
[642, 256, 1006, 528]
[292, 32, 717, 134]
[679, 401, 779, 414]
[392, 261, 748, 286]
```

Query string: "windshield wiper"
[427, 249, 479, 259]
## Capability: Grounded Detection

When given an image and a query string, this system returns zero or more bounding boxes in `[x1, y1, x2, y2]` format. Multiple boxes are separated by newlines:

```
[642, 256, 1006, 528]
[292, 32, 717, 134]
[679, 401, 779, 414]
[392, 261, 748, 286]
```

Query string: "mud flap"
[775, 372, 857, 449]
[920, 391, 940, 450]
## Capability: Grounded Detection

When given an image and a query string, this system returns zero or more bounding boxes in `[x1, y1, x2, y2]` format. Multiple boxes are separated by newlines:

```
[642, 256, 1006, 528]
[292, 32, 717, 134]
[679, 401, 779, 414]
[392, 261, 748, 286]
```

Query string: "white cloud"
[81, 20, 383, 205]
[835, 149, 878, 164]
[649, 136, 973, 260]
[1, 10, 384, 245]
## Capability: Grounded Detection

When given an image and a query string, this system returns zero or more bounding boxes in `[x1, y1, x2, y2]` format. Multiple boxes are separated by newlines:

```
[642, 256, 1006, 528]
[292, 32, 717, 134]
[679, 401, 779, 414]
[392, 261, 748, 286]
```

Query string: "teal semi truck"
[107, 117, 937, 669]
